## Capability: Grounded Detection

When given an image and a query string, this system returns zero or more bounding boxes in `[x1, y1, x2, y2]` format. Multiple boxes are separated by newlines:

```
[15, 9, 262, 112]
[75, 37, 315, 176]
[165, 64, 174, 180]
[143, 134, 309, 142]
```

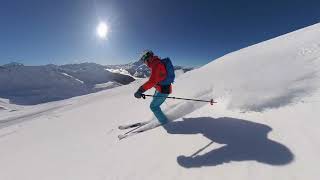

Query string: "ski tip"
[118, 126, 125, 130]
[118, 134, 126, 140]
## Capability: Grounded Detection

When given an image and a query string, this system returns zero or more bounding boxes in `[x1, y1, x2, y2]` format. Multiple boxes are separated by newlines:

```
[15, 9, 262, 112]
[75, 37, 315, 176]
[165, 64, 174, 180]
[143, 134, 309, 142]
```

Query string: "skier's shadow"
[163, 117, 294, 168]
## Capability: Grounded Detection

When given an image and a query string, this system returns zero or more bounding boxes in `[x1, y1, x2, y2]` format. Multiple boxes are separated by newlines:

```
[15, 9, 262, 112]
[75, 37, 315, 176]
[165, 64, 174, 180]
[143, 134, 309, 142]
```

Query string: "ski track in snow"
[0, 103, 71, 129]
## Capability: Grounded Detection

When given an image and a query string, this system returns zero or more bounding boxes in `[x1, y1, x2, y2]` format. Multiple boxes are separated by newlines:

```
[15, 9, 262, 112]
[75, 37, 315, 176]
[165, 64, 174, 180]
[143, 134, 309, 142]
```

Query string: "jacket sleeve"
[141, 65, 162, 91]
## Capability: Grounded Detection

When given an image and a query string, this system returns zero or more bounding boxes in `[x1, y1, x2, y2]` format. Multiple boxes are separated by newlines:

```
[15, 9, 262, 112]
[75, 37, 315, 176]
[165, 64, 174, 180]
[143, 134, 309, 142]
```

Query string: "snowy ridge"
[105, 68, 138, 79]
[0, 63, 135, 105]
[93, 81, 123, 91]
[106, 60, 151, 78]
[0, 97, 21, 113]
[61, 73, 84, 84]
[106, 60, 193, 78]
[0, 60, 190, 106]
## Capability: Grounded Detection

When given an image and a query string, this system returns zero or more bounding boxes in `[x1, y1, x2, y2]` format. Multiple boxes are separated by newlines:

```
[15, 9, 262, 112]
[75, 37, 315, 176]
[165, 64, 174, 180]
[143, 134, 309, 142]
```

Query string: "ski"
[117, 120, 152, 138]
[118, 121, 163, 140]
[118, 130, 145, 140]
[118, 121, 151, 130]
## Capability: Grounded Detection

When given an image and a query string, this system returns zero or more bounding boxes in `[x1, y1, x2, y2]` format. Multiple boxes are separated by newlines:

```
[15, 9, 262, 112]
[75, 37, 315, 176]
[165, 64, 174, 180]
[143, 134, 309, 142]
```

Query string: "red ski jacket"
[141, 56, 172, 94]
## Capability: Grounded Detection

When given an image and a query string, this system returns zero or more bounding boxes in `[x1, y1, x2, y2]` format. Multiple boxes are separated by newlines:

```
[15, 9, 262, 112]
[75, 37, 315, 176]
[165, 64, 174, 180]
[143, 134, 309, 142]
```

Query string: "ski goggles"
[141, 53, 150, 62]
[140, 51, 153, 62]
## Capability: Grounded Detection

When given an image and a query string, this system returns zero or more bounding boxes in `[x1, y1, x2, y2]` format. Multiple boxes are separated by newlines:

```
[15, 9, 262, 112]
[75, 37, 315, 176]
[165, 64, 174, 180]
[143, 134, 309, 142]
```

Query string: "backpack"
[159, 57, 175, 85]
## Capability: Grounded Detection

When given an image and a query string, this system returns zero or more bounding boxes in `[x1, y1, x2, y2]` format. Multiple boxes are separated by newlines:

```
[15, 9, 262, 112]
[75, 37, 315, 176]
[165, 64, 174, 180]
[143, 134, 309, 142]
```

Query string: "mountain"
[2, 62, 24, 68]
[0, 62, 135, 105]
[0, 59, 191, 105]
[1, 23, 320, 180]
[106, 59, 193, 78]
[59, 63, 135, 86]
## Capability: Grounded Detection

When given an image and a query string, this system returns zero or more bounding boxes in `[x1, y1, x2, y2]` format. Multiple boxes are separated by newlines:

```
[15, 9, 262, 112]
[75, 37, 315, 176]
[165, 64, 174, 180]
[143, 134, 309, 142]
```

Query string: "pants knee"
[150, 104, 160, 112]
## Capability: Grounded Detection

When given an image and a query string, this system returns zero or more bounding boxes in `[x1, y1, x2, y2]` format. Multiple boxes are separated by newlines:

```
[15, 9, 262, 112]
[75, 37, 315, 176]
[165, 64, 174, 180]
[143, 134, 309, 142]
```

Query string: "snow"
[0, 97, 10, 104]
[105, 68, 134, 78]
[105, 60, 151, 78]
[0, 63, 134, 105]
[61, 73, 84, 84]
[0, 97, 21, 112]
[93, 81, 122, 90]
[1, 23, 320, 180]
[174, 69, 185, 78]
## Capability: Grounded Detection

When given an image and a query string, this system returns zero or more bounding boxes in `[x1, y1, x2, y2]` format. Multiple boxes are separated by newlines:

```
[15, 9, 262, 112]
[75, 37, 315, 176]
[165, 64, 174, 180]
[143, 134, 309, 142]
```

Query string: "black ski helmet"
[140, 50, 154, 63]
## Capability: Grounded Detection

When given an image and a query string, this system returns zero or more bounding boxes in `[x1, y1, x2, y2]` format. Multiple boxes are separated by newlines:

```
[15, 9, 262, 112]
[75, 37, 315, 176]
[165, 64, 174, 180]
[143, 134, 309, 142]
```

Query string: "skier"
[134, 50, 173, 125]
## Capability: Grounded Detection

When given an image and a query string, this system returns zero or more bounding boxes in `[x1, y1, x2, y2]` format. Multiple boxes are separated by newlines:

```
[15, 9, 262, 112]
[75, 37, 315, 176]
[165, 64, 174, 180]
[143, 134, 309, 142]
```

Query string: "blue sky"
[0, 0, 320, 67]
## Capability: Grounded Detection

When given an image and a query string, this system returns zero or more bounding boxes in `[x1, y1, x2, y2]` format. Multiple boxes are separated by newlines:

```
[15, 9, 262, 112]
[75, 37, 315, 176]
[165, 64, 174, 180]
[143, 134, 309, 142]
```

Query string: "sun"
[96, 22, 109, 39]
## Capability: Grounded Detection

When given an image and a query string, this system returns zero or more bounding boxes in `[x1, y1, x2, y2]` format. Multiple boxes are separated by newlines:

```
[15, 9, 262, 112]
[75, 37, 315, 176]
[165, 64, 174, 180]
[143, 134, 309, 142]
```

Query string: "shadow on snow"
[163, 117, 294, 168]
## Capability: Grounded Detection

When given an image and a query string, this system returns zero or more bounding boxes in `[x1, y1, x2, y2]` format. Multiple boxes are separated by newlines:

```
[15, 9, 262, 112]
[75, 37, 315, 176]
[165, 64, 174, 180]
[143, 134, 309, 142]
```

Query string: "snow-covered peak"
[106, 59, 194, 78]
[0, 62, 135, 105]
[2, 62, 24, 68]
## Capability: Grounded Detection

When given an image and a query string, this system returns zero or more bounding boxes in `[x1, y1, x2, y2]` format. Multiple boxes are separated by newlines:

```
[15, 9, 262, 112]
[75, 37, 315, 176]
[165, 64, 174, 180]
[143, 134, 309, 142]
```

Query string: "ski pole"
[190, 141, 214, 157]
[142, 94, 217, 105]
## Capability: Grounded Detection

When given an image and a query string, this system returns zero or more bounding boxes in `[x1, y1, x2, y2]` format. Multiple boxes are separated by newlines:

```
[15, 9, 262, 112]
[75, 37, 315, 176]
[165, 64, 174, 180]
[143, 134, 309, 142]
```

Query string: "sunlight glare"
[97, 22, 109, 39]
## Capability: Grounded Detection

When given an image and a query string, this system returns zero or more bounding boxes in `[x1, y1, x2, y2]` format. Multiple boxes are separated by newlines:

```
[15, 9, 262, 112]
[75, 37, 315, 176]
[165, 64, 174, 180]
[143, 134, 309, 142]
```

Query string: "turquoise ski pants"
[150, 91, 169, 124]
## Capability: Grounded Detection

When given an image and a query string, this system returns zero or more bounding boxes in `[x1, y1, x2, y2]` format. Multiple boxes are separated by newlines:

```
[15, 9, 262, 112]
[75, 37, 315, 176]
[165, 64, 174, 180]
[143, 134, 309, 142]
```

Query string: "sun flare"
[97, 22, 109, 39]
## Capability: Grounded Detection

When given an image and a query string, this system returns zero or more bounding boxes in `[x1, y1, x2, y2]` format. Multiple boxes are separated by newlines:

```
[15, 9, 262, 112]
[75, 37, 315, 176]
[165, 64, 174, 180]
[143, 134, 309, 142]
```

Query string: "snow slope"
[1, 23, 320, 180]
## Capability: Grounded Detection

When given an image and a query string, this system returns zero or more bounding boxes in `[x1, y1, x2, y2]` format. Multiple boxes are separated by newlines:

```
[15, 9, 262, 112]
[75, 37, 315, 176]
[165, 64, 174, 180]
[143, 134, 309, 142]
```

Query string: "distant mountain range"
[0, 61, 193, 105]
[105, 59, 193, 78]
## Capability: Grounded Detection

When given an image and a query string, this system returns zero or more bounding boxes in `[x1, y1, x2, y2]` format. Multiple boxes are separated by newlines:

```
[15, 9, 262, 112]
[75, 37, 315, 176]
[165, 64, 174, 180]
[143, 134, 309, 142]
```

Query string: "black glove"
[134, 87, 145, 99]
